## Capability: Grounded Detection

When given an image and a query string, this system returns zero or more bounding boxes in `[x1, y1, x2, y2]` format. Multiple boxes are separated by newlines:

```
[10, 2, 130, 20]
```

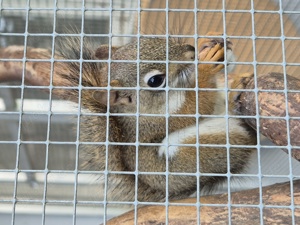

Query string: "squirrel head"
[94, 38, 196, 114]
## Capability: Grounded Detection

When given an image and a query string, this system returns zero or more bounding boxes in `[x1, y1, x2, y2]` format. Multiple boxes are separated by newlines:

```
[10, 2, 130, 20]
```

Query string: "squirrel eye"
[147, 74, 166, 88]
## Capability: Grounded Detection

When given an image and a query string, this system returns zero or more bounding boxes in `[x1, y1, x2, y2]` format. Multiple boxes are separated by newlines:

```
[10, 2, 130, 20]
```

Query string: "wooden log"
[237, 72, 300, 161]
[105, 180, 300, 225]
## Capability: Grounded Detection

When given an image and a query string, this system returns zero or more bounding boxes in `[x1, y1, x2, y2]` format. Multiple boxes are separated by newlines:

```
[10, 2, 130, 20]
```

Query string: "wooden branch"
[0, 46, 60, 85]
[237, 72, 300, 161]
[0, 45, 99, 103]
[105, 180, 300, 224]
[0, 46, 83, 101]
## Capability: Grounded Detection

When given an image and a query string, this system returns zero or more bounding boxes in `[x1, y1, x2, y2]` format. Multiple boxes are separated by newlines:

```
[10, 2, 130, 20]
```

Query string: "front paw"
[198, 32, 233, 74]
[158, 143, 179, 159]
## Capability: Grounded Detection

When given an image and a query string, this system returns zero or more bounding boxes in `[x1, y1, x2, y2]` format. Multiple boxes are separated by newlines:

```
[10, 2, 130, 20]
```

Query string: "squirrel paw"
[230, 72, 254, 90]
[158, 144, 179, 159]
[198, 42, 225, 74]
[158, 132, 184, 159]
[228, 72, 254, 112]
[158, 126, 196, 159]
[198, 33, 233, 74]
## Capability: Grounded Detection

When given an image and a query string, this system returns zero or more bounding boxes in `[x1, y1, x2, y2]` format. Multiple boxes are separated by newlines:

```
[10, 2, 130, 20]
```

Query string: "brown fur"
[0, 34, 256, 204]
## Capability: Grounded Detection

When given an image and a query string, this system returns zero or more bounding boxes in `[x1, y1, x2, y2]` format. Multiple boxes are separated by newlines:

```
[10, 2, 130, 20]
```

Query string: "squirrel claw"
[198, 42, 225, 73]
[228, 73, 254, 112]
[230, 73, 254, 90]
[198, 32, 234, 74]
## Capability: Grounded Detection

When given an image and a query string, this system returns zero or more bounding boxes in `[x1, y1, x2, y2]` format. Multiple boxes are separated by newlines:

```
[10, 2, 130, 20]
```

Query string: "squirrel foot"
[230, 72, 254, 90]
[158, 126, 197, 159]
[228, 72, 254, 113]
[158, 145, 179, 160]
[158, 136, 181, 159]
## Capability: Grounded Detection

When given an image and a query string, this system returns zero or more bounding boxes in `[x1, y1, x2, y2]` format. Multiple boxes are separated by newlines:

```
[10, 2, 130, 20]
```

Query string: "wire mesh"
[0, 0, 299, 225]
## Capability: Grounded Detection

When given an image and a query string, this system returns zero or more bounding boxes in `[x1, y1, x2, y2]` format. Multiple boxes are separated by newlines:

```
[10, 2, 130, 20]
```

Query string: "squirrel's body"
[0, 34, 257, 203]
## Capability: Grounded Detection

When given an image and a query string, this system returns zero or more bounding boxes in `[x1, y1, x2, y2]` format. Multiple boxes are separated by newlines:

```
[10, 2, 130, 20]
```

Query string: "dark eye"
[147, 74, 166, 88]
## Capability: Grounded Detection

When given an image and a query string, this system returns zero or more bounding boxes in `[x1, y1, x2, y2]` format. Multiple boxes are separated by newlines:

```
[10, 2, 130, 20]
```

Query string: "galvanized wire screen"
[0, 0, 300, 225]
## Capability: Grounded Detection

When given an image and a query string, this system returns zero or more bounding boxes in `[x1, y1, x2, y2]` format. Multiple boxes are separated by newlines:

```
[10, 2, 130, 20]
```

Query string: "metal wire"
[0, 0, 300, 225]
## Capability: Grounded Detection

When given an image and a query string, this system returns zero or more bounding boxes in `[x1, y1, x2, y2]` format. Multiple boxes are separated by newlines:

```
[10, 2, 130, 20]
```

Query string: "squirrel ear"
[94, 45, 119, 60]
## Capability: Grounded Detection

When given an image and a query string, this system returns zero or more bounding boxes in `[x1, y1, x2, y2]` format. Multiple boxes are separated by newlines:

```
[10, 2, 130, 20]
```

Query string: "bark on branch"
[237, 72, 300, 161]
[105, 180, 300, 225]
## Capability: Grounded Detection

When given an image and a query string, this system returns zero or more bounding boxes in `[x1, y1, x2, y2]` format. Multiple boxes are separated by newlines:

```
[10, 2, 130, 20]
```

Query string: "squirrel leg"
[156, 117, 256, 193]
[196, 36, 234, 115]
[80, 115, 167, 203]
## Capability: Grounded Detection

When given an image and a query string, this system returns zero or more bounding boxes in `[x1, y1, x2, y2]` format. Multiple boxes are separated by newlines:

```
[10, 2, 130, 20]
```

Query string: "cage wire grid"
[0, 0, 300, 225]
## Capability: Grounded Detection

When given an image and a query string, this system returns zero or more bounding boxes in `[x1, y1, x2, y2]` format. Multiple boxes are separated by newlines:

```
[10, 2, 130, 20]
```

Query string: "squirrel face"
[108, 38, 196, 114]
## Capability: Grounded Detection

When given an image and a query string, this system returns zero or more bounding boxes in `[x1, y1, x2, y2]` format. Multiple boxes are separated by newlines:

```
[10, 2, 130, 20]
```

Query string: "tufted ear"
[94, 45, 119, 60]
[92, 79, 132, 106]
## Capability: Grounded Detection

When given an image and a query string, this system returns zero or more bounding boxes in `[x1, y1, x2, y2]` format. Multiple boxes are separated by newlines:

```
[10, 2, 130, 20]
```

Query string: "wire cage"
[0, 0, 299, 224]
